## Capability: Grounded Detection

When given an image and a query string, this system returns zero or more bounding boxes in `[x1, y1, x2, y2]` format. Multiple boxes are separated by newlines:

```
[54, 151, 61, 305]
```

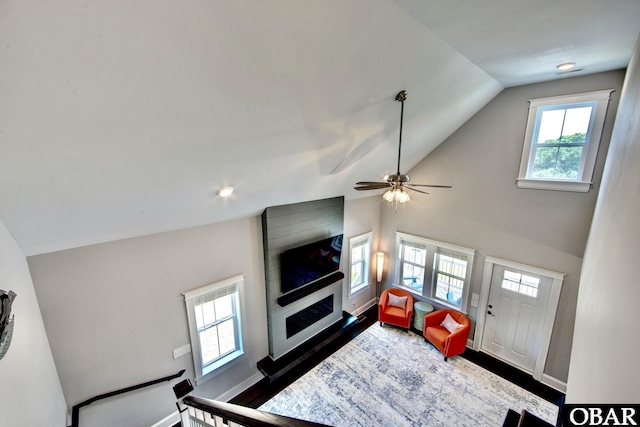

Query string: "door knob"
[487, 310, 495, 316]
[488, 304, 493, 308]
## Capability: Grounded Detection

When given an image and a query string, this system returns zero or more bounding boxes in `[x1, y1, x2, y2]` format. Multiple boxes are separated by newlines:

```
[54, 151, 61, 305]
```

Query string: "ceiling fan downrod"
[395, 90, 407, 176]
[352, 88, 451, 200]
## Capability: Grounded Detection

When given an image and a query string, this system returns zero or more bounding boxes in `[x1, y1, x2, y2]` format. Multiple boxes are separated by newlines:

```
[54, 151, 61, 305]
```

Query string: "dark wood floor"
[229, 304, 565, 410]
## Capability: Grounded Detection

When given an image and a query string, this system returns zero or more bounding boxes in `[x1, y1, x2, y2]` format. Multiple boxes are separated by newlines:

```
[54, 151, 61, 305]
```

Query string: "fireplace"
[262, 197, 345, 360]
[286, 294, 334, 338]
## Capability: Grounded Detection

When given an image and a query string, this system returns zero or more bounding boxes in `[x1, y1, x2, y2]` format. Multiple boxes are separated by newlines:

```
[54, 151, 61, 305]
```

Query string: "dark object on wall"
[0, 289, 17, 361]
[280, 234, 343, 294]
[277, 271, 344, 307]
[173, 378, 195, 417]
[173, 378, 194, 399]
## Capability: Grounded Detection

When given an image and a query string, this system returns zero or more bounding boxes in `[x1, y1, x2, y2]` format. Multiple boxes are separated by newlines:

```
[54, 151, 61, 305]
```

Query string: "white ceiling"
[1, 0, 639, 256]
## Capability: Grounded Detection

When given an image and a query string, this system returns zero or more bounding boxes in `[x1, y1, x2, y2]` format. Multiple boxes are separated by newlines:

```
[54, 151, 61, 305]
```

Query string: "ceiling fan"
[354, 90, 451, 204]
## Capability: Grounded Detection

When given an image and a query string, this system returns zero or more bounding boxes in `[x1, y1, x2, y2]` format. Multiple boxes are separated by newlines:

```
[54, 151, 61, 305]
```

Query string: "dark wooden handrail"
[69, 369, 185, 427]
[183, 395, 330, 427]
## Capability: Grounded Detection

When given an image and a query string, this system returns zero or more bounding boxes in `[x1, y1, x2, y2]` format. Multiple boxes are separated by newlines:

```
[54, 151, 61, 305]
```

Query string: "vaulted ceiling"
[1, 0, 639, 255]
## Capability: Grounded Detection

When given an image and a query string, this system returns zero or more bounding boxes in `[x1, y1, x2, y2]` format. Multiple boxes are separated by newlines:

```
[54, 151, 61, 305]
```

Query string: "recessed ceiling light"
[557, 62, 576, 71]
[217, 186, 234, 197]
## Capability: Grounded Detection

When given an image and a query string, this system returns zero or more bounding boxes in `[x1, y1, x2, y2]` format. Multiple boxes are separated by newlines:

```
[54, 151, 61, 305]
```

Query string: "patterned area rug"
[259, 323, 558, 427]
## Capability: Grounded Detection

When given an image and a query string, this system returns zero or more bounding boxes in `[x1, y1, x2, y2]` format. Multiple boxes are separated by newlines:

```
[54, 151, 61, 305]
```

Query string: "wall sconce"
[376, 252, 384, 300]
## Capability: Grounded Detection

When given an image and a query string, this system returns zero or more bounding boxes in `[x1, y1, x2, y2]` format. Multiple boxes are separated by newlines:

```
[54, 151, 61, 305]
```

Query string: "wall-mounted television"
[280, 234, 343, 294]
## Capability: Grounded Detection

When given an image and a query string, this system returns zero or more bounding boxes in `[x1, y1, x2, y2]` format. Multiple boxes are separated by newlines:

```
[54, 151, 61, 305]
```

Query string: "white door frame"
[473, 256, 564, 382]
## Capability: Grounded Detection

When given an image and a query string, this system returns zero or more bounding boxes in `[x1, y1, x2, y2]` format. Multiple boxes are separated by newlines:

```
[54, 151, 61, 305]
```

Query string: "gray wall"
[342, 196, 384, 312]
[26, 199, 381, 427]
[28, 216, 268, 427]
[378, 70, 625, 383]
[566, 37, 640, 403]
[0, 219, 67, 426]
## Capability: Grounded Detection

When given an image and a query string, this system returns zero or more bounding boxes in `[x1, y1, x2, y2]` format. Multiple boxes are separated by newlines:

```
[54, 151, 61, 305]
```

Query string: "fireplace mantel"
[277, 271, 344, 307]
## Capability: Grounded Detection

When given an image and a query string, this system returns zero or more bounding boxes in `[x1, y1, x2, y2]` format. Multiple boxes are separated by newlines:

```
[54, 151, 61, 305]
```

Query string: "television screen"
[280, 234, 343, 294]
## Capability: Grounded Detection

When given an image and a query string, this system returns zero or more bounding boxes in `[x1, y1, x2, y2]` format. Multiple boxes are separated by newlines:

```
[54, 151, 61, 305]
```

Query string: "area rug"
[258, 323, 558, 427]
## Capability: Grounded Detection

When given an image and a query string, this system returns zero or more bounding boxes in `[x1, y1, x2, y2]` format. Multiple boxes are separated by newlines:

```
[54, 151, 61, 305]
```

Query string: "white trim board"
[542, 374, 567, 393]
[150, 411, 180, 427]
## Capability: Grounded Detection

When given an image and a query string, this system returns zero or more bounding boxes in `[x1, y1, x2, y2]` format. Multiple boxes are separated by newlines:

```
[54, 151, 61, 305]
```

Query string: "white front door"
[480, 265, 552, 373]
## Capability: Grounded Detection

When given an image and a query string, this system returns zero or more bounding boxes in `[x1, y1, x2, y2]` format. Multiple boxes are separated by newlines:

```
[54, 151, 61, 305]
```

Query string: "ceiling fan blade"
[404, 186, 429, 195]
[354, 184, 391, 191]
[355, 181, 388, 186]
[405, 184, 453, 188]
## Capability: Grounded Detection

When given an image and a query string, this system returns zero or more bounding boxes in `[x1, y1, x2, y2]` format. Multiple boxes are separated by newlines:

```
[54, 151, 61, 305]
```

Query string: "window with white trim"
[349, 232, 372, 295]
[184, 274, 244, 384]
[398, 239, 427, 294]
[395, 232, 475, 310]
[517, 89, 613, 192]
[501, 269, 540, 298]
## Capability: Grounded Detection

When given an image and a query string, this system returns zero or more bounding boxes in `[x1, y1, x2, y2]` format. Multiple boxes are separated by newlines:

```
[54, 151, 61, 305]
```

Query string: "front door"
[481, 265, 551, 373]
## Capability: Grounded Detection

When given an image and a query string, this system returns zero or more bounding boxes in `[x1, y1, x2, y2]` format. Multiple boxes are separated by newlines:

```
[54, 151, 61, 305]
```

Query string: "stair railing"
[68, 369, 186, 427]
[182, 395, 330, 427]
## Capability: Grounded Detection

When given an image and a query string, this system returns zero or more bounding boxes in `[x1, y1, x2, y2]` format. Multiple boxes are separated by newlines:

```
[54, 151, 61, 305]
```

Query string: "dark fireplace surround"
[261, 197, 345, 360]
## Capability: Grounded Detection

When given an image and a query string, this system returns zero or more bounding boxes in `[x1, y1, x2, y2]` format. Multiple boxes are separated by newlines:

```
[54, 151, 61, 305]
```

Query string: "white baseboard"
[150, 410, 180, 427]
[358, 298, 377, 313]
[541, 373, 567, 393]
[214, 372, 264, 402]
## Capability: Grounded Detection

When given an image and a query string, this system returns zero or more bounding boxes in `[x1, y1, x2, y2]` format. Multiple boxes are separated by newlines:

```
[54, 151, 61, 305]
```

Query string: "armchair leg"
[444, 356, 448, 362]
[379, 321, 383, 327]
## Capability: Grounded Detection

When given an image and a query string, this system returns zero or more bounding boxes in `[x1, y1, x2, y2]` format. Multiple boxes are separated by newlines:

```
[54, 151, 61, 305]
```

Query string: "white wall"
[378, 70, 625, 383]
[0, 219, 67, 426]
[27, 216, 268, 427]
[566, 36, 640, 403]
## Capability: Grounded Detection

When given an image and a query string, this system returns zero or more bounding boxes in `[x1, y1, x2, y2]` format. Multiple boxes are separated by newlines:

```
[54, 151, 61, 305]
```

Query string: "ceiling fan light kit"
[383, 187, 410, 204]
[354, 90, 452, 206]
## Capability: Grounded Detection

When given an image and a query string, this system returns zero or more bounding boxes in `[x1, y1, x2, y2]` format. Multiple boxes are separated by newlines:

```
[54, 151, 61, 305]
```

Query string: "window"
[349, 232, 372, 295]
[184, 274, 244, 384]
[399, 240, 427, 293]
[501, 269, 540, 298]
[517, 90, 613, 192]
[433, 251, 468, 306]
[396, 233, 475, 310]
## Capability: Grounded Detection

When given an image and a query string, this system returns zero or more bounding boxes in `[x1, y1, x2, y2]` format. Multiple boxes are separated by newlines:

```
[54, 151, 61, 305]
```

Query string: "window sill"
[195, 349, 244, 386]
[395, 284, 424, 297]
[349, 282, 370, 297]
[426, 297, 466, 314]
[516, 178, 592, 193]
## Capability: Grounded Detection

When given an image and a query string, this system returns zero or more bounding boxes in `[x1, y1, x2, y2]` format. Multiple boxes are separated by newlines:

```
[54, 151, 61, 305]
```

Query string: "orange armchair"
[378, 288, 414, 331]
[423, 309, 470, 361]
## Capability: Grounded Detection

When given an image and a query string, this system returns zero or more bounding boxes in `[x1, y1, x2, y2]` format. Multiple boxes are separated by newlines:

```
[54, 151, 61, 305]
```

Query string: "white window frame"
[517, 89, 613, 192]
[395, 232, 475, 312]
[348, 232, 372, 296]
[397, 237, 428, 294]
[183, 274, 245, 385]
